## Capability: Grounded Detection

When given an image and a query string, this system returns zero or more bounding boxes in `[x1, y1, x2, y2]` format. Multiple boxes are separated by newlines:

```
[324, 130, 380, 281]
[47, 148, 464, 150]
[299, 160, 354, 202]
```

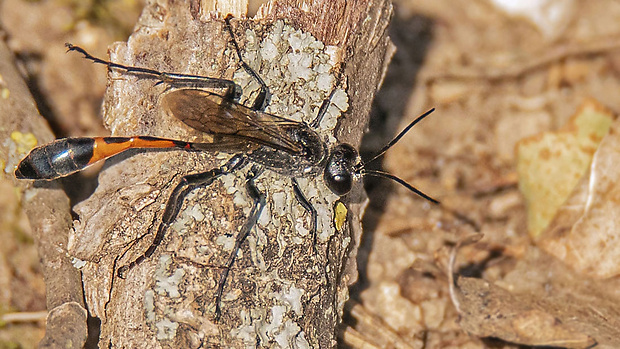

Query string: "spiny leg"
[214, 165, 266, 321]
[117, 155, 248, 278]
[291, 178, 318, 249]
[223, 15, 270, 111]
[65, 43, 243, 99]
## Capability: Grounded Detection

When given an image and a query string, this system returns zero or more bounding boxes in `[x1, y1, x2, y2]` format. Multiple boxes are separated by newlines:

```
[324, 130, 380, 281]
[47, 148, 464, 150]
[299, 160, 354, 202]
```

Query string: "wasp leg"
[223, 15, 270, 112]
[291, 178, 318, 250]
[65, 43, 243, 100]
[309, 85, 341, 129]
[214, 165, 266, 321]
[116, 154, 248, 278]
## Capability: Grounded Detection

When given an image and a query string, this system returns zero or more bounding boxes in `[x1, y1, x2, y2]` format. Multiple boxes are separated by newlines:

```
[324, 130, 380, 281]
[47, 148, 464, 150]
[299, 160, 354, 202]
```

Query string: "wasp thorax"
[324, 143, 358, 196]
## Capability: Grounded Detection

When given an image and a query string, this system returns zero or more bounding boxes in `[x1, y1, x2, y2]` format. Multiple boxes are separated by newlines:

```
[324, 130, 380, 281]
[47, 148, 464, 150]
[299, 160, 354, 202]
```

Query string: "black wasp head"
[323, 108, 440, 204]
[323, 144, 358, 196]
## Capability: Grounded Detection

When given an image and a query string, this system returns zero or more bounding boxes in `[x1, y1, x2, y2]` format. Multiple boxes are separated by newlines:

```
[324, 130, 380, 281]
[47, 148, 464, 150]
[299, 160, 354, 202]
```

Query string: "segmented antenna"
[363, 170, 439, 204]
[361, 108, 435, 167]
[356, 108, 439, 204]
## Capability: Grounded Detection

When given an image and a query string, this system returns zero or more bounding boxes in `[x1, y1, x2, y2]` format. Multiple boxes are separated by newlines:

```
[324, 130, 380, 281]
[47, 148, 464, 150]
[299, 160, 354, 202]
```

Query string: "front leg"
[292, 178, 318, 249]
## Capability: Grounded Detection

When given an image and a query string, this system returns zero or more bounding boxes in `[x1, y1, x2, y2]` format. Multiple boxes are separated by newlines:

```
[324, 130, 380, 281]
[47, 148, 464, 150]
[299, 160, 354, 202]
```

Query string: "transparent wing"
[162, 89, 305, 154]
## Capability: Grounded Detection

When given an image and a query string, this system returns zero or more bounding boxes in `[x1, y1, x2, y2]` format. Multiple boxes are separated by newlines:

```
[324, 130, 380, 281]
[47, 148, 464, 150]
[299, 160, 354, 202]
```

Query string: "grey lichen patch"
[71, 257, 88, 269]
[274, 320, 310, 349]
[155, 317, 179, 341]
[233, 20, 348, 136]
[154, 254, 185, 298]
[231, 284, 310, 348]
[271, 285, 304, 316]
[138, 254, 186, 341]
[170, 190, 210, 237]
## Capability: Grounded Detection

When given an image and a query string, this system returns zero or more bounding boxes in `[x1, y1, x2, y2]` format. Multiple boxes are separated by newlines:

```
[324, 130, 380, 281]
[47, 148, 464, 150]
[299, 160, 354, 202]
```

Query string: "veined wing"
[162, 88, 306, 154]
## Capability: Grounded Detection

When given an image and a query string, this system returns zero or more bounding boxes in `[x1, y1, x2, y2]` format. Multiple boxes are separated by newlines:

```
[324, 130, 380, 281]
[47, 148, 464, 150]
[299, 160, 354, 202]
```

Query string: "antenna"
[356, 108, 439, 204]
[362, 108, 435, 167]
[363, 170, 439, 204]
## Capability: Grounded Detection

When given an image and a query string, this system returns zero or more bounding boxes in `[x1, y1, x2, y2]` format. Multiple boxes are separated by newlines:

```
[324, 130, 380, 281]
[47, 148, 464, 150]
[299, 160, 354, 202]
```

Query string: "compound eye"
[324, 143, 358, 195]
[325, 172, 352, 196]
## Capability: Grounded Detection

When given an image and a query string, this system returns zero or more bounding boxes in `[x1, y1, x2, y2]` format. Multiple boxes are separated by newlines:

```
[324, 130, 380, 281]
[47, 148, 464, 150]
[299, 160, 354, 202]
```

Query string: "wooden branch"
[66, 0, 393, 347]
[0, 39, 87, 348]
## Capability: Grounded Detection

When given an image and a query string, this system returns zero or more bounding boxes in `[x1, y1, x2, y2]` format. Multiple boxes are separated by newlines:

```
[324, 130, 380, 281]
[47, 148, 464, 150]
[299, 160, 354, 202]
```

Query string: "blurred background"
[2, 0, 620, 347]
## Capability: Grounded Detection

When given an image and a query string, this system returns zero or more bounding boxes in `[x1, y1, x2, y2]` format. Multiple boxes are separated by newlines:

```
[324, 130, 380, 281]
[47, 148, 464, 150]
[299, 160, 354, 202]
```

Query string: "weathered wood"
[65, 0, 393, 347]
[0, 39, 87, 348]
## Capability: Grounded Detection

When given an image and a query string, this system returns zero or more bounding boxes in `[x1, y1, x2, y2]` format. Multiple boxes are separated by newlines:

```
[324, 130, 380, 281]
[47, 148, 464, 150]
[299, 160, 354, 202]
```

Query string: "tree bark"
[56, 0, 392, 347]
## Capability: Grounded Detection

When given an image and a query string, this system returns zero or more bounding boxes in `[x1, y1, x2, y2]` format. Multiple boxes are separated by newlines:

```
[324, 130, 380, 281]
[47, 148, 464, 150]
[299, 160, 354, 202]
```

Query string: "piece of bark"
[67, 0, 393, 347]
[0, 38, 87, 348]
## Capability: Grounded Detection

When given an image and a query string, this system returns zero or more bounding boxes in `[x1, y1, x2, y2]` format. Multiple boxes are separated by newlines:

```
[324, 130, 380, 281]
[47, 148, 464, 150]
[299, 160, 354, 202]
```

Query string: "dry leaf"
[450, 241, 620, 348]
[454, 276, 596, 348]
[539, 104, 620, 278]
[516, 99, 614, 238]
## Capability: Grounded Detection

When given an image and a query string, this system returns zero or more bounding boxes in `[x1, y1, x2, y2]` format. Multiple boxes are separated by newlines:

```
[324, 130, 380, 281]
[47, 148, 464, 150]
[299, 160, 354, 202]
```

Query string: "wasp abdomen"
[15, 138, 95, 180]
